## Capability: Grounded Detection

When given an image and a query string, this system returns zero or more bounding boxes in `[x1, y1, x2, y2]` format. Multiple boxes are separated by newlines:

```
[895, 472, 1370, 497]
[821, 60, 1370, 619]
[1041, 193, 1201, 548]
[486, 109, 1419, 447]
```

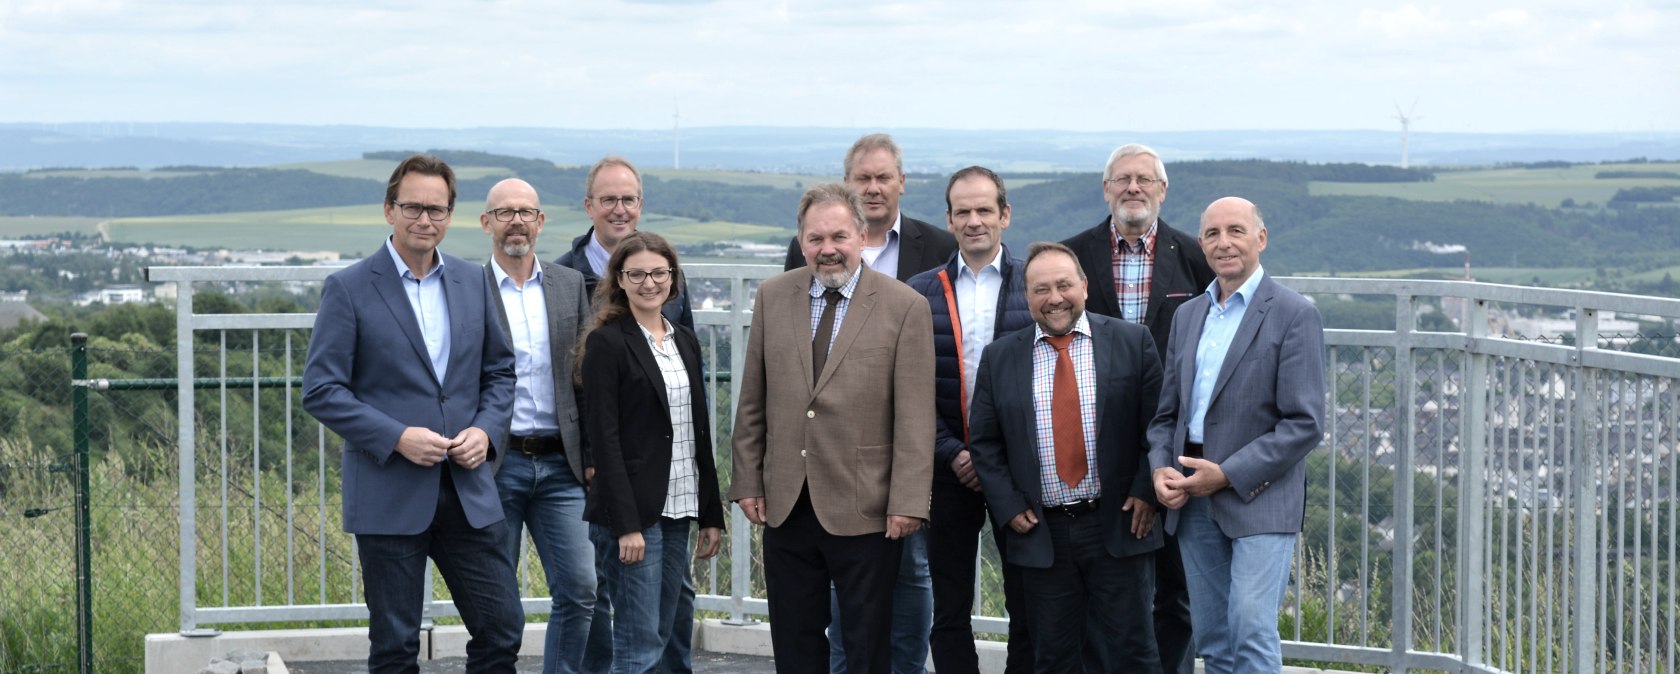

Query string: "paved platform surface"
[282, 651, 777, 673]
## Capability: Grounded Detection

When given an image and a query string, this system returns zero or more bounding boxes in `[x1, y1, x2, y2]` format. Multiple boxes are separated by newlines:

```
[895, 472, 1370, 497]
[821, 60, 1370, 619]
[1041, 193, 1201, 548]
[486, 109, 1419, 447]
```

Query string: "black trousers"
[1022, 510, 1161, 674]
[1156, 530, 1196, 674]
[927, 479, 1034, 674]
[763, 488, 903, 674]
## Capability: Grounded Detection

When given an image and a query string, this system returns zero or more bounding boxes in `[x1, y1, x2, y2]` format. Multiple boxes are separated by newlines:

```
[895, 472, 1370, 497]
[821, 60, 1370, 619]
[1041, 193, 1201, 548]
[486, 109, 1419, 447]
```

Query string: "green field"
[101, 203, 793, 259]
[0, 216, 106, 238]
[1308, 162, 1680, 208]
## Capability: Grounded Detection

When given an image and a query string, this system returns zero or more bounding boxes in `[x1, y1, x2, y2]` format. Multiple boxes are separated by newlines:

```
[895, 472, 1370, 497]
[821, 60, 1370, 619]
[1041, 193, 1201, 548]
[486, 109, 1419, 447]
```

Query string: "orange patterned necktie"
[1045, 333, 1087, 488]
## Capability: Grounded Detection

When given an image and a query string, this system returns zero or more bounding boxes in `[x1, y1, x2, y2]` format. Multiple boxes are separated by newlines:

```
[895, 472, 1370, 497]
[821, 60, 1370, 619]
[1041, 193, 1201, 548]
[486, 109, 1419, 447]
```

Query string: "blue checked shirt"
[1032, 314, 1103, 506]
[808, 268, 861, 357]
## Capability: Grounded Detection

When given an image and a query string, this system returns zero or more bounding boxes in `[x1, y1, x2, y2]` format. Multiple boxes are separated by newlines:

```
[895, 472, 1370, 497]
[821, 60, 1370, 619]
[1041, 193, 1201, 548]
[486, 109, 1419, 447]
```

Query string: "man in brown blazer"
[730, 183, 936, 674]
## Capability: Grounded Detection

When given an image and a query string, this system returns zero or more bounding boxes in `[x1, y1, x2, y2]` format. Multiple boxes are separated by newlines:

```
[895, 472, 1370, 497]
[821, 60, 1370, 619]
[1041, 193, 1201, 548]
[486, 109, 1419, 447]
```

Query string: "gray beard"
[499, 241, 533, 258]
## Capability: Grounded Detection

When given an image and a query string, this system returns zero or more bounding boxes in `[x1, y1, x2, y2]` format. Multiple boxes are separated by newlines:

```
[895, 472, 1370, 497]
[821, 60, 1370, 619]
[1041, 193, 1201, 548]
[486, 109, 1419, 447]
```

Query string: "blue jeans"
[589, 518, 694, 674]
[828, 528, 931, 674]
[358, 477, 524, 674]
[497, 451, 598, 674]
[1175, 496, 1297, 674]
[582, 532, 697, 674]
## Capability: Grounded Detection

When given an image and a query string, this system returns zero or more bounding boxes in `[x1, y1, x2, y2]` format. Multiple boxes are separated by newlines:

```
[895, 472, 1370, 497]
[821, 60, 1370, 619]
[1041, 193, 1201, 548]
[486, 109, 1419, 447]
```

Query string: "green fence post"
[70, 332, 92, 674]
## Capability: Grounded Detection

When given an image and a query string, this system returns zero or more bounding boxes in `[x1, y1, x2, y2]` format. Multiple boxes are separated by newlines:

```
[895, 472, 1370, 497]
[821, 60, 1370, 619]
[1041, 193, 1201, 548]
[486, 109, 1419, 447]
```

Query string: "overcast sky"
[1, 0, 1674, 133]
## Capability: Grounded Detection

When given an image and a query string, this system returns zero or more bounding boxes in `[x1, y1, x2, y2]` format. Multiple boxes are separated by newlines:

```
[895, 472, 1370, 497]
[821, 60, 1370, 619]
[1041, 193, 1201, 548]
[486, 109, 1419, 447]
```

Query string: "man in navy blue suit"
[303, 154, 524, 673]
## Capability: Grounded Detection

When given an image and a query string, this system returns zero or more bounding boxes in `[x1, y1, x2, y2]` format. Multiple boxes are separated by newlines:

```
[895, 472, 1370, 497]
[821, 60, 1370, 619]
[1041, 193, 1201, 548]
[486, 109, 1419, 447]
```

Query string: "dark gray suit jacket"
[303, 246, 516, 536]
[782, 214, 957, 282]
[968, 313, 1165, 569]
[484, 259, 590, 483]
[1147, 273, 1326, 538]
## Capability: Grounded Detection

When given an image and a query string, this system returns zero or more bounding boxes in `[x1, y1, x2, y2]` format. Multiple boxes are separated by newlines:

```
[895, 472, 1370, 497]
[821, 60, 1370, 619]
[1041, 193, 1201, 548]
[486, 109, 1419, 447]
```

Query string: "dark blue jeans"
[496, 450, 598, 674]
[356, 478, 525, 674]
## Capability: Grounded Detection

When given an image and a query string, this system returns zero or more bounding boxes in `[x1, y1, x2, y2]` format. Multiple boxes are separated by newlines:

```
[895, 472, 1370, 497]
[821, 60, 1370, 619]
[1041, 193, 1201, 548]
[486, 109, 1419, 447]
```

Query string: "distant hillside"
[3, 151, 1677, 292]
[5, 123, 1679, 173]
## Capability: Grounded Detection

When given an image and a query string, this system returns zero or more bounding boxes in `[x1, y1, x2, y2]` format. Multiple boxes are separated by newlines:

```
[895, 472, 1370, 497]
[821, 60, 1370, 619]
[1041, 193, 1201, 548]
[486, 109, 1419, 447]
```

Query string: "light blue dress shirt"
[385, 238, 451, 385]
[859, 212, 903, 278]
[955, 250, 1004, 418]
[490, 258, 559, 436]
[1188, 266, 1266, 443]
[584, 230, 612, 278]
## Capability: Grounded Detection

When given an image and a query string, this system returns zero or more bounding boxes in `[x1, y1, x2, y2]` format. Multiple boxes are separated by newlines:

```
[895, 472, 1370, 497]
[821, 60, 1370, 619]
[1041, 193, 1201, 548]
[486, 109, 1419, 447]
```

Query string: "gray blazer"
[1147, 274, 1325, 538]
[968, 313, 1164, 568]
[302, 247, 516, 536]
[484, 260, 591, 484]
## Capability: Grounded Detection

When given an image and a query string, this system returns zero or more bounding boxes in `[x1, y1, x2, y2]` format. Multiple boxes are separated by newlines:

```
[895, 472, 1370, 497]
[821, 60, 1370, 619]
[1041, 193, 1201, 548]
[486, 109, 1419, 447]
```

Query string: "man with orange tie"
[967, 241, 1166, 672]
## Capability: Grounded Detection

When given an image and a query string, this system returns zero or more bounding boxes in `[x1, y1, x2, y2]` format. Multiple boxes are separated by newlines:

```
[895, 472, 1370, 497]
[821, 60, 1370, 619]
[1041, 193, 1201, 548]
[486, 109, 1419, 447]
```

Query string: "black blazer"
[581, 315, 725, 537]
[967, 313, 1164, 568]
[782, 214, 958, 282]
[1062, 216, 1214, 355]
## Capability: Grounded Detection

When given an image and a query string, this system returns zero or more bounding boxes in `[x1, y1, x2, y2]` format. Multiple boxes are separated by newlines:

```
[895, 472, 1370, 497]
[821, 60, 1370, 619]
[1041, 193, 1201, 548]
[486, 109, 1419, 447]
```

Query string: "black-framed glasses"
[392, 201, 452, 221]
[619, 268, 673, 284]
[594, 195, 641, 210]
[1103, 175, 1160, 188]
[487, 208, 541, 223]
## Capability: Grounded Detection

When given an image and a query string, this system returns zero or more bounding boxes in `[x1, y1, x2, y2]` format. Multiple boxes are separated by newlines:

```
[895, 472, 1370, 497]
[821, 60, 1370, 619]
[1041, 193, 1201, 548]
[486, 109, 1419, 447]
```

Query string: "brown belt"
[508, 435, 564, 455]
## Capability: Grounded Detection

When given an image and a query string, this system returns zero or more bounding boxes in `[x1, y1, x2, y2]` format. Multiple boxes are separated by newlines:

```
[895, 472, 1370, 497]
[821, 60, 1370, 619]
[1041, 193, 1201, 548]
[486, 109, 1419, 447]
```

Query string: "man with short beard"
[731, 183, 935, 674]
[1061, 143, 1212, 674]
[480, 178, 596, 674]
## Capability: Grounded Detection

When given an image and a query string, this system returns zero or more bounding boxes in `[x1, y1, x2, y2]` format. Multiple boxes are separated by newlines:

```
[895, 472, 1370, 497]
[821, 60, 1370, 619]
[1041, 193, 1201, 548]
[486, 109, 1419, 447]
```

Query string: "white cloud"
[0, 0, 1672, 132]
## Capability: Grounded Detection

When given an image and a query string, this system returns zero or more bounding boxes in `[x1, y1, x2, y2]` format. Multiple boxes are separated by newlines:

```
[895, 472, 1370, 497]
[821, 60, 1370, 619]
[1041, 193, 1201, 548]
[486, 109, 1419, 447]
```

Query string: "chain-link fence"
[2, 338, 180, 673]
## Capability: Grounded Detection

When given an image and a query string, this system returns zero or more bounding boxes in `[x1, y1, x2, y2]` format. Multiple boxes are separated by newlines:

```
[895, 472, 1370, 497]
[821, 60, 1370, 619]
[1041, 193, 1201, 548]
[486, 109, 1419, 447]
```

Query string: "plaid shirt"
[1111, 220, 1158, 324]
[808, 269, 861, 356]
[1032, 314, 1102, 506]
[639, 319, 699, 519]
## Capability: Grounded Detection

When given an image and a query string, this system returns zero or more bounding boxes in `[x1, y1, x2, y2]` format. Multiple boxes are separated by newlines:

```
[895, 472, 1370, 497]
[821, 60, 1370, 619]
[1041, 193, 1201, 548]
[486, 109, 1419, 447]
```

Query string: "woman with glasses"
[577, 231, 724, 674]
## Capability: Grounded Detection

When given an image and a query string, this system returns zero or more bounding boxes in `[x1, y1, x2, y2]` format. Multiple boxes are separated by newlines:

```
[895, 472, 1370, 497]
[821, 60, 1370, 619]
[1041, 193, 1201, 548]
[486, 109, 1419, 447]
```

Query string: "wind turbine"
[1394, 100, 1423, 169]
[673, 99, 681, 170]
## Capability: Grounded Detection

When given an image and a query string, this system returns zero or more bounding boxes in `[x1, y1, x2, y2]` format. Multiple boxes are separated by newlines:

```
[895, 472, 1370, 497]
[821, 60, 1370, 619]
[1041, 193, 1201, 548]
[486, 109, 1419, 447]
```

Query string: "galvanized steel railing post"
[1570, 308, 1599, 674]
[1458, 298, 1488, 667]
[1390, 293, 1417, 671]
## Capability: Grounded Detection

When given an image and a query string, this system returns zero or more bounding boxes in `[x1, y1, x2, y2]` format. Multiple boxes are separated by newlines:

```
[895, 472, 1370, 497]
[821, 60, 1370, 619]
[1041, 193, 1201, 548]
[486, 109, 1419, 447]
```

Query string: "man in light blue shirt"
[480, 179, 595, 674]
[1148, 197, 1325, 674]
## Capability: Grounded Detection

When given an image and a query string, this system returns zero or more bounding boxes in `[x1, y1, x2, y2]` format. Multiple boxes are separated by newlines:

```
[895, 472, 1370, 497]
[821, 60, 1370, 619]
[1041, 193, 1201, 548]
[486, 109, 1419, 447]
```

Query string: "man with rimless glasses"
[478, 179, 597, 674]
[554, 156, 695, 332]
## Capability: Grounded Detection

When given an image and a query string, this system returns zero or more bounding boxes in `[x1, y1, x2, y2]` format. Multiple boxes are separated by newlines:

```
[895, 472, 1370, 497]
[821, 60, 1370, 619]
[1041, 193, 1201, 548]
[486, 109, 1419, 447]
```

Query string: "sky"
[1, 0, 1675, 134]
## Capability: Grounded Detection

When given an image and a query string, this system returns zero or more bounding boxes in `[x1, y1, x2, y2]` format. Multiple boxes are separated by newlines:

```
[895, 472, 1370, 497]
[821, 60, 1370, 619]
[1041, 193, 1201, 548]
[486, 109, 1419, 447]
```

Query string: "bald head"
[481, 178, 547, 261]
[1199, 196, 1268, 297]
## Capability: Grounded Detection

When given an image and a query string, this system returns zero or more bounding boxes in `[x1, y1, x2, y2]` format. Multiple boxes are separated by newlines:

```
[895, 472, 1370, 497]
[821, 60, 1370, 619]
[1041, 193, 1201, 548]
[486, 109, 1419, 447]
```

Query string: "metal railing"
[140, 265, 1680, 673]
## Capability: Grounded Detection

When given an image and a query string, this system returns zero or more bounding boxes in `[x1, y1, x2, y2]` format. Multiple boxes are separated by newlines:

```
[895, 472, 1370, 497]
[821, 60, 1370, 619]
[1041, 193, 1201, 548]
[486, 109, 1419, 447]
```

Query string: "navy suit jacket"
[968, 313, 1165, 569]
[303, 245, 516, 536]
[1147, 274, 1325, 538]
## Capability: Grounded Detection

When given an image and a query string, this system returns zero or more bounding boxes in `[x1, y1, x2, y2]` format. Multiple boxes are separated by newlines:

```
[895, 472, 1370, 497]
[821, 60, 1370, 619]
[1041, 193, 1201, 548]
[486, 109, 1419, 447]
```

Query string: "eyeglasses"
[1103, 175, 1160, 189]
[392, 201, 452, 221]
[594, 195, 641, 210]
[486, 208, 541, 223]
[619, 267, 673, 284]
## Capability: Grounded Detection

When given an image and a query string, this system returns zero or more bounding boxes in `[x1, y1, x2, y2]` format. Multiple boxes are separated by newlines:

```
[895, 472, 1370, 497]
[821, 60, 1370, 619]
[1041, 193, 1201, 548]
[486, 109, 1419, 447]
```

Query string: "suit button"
[806, 410, 815, 419]
[801, 450, 808, 458]
[439, 395, 448, 403]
